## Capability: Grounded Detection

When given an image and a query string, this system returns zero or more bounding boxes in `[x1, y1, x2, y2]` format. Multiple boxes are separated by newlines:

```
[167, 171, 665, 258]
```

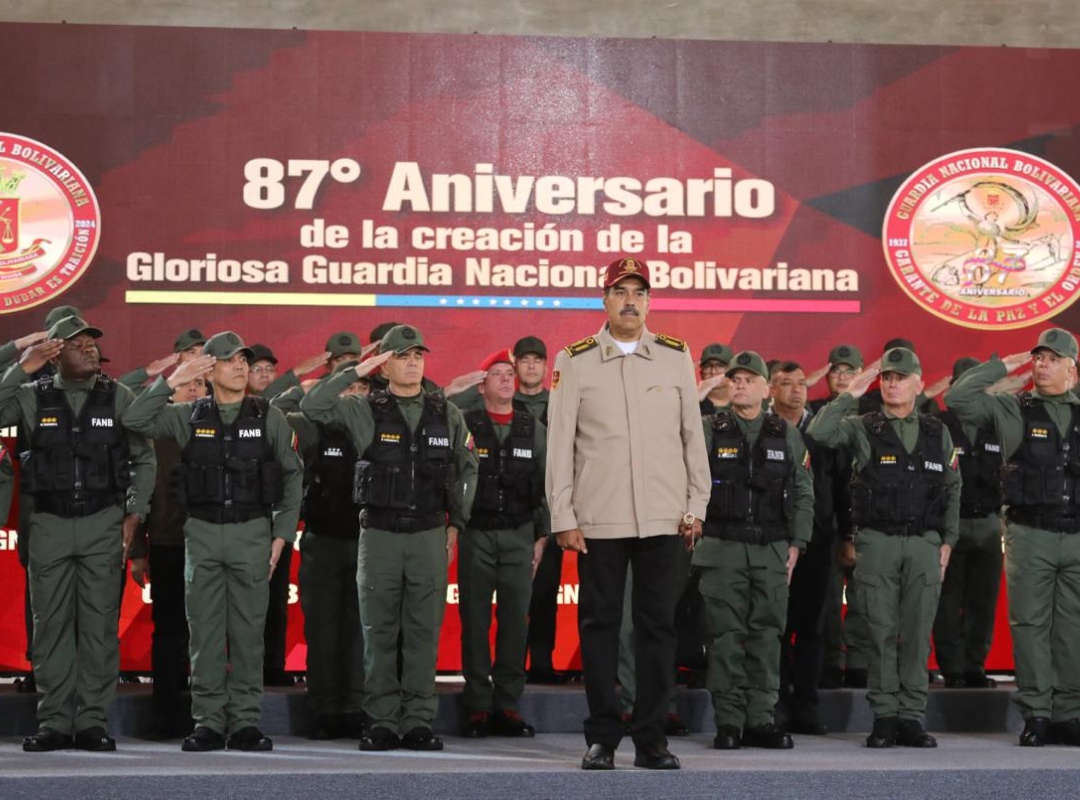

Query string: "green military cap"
[47, 315, 102, 341]
[174, 328, 207, 353]
[513, 335, 547, 360]
[1031, 328, 1079, 361]
[43, 305, 82, 330]
[326, 331, 362, 358]
[828, 343, 863, 370]
[951, 356, 980, 383]
[379, 324, 429, 355]
[203, 331, 255, 361]
[725, 350, 769, 380]
[881, 347, 921, 376]
[700, 342, 734, 366]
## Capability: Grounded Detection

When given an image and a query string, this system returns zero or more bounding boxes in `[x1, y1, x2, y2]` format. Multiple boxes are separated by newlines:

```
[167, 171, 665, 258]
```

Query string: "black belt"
[1006, 508, 1080, 534]
[33, 492, 120, 519]
[187, 506, 269, 525]
[960, 504, 1000, 519]
[467, 510, 533, 532]
[363, 508, 445, 533]
[702, 524, 788, 545]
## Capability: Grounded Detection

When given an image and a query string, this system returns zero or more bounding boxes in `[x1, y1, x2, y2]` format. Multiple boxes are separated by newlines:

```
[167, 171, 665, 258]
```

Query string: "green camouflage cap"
[202, 331, 255, 361]
[700, 342, 734, 366]
[881, 347, 922, 376]
[379, 324, 430, 355]
[326, 331, 362, 358]
[725, 350, 769, 380]
[952, 356, 980, 383]
[1031, 328, 1079, 361]
[173, 328, 207, 353]
[828, 344, 863, 369]
[47, 315, 102, 341]
[44, 305, 82, 330]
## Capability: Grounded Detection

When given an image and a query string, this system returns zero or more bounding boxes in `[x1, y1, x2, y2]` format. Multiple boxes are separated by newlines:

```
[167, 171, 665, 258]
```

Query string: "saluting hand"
[444, 370, 487, 397]
[18, 338, 64, 374]
[845, 363, 880, 398]
[360, 340, 382, 359]
[167, 354, 216, 389]
[697, 374, 725, 402]
[293, 351, 332, 377]
[356, 350, 393, 379]
[804, 362, 831, 388]
[986, 369, 1031, 395]
[1001, 351, 1033, 372]
[923, 374, 951, 400]
[145, 352, 180, 378]
[14, 330, 48, 351]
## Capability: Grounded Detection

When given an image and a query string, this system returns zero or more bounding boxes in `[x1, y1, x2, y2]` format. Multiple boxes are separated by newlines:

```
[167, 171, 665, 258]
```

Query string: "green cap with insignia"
[47, 315, 102, 341]
[379, 324, 430, 355]
[952, 356, 980, 383]
[326, 331, 362, 358]
[44, 305, 82, 330]
[700, 342, 734, 366]
[203, 331, 255, 361]
[1031, 328, 1079, 361]
[725, 350, 769, 380]
[174, 328, 207, 353]
[881, 347, 921, 376]
[828, 343, 863, 370]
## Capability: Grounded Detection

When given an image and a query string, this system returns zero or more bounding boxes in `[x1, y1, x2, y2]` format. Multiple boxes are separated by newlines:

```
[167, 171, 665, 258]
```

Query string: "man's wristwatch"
[682, 513, 696, 527]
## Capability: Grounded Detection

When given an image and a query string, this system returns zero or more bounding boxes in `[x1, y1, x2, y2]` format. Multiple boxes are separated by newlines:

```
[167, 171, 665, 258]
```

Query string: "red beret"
[479, 348, 514, 373]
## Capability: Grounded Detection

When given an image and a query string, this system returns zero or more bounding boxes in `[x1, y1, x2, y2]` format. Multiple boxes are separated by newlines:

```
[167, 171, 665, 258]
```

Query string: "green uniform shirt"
[118, 366, 149, 393]
[0, 340, 19, 371]
[301, 369, 478, 531]
[450, 385, 549, 421]
[944, 355, 1080, 458]
[806, 392, 961, 547]
[0, 363, 156, 519]
[120, 376, 303, 541]
[701, 410, 815, 547]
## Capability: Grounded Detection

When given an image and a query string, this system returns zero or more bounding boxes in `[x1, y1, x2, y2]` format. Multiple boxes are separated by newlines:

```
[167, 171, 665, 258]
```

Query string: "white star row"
[435, 297, 561, 307]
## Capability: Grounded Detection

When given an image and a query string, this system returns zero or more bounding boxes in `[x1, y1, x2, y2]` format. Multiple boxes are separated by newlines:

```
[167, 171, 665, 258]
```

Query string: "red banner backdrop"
[4, 22, 1080, 672]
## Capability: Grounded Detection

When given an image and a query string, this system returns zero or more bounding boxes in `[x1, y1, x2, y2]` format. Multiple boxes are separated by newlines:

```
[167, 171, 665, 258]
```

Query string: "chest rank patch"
[766, 448, 785, 461]
[716, 446, 739, 459]
[380, 432, 401, 444]
[954, 446, 967, 455]
[1030, 427, 1050, 439]
[476, 447, 490, 458]
[879, 454, 898, 466]
[38, 415, 59, 427]
[428, 436, 450, 447]
[323, 446, 344, 458]
[194, 427, 217, 438]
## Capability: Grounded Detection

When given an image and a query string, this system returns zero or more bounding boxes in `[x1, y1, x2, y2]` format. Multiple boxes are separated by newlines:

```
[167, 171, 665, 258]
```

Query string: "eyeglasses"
[701, 362, 727, 373]
[829, 367, 857, 376]
[250, 365, 277, 375]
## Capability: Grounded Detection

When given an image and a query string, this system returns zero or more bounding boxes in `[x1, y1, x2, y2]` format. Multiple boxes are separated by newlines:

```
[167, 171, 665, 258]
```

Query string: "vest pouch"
[849, 481, 873, 524]
[474, 472, 502, 510]
[19, 450, 40, 494]
[353, 459, 373, 505]
[169, 463, 188, 505]
[187, 465, 225, 504]
[1033, 465, 1065, 505]
[79, 445, 113, 492]
[260, 460, 284, 505]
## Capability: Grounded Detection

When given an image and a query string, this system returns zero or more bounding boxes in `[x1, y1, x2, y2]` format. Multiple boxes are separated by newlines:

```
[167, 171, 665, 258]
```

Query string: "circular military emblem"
[338, 335, 351, 346]
[402, 327, 416, 340]
[883, 148, 1080, 330]
[0, 133, 101, 315]
[888, 349, 903, 362]
[837, 347, 850, 357]
[737, 353, 751, 365]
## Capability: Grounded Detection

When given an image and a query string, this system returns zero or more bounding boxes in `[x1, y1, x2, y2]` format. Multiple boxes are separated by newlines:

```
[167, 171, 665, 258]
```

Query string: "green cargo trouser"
[358, 526, 448, 734]
[698, 539, 789, 728]
[1005, 523, 1080, 721]
[28, 505, 123, 735]
[855, 528, 941, 720]
[458, 522, 534, 713]
[185, 516, 272, 735]
[298, 531, 364, 719]
[932, 513, 1002, 678]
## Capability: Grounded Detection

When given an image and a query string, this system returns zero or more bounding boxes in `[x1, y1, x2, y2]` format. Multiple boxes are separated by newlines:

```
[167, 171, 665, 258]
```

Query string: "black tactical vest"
[354, 391, 452, 532]
[179, 396, 284, 524]
[464, 408, 539, 530]
[22, 374, 131, 517]
[850, 412, 947, 535]
[302, 423, 360, 539]
[1001, 394, 1080, 532]
[703, 410, 793, 543]
[941, 410, 1003, 518]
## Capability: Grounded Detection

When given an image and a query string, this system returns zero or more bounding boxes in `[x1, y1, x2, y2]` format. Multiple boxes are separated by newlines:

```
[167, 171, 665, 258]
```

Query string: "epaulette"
[564, 336, 599, 357]
[654, 333, 687, 352]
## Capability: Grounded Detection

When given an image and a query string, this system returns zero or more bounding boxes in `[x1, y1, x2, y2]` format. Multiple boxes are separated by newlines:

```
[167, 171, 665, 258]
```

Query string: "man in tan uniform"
[546, 256, 711, 771]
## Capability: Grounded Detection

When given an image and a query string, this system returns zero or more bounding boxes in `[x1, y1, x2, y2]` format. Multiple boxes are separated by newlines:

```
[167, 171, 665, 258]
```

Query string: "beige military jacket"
[545, 323, 711, 539]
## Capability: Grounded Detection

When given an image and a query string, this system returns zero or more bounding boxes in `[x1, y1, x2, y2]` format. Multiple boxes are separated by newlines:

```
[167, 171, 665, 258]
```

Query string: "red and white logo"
[883, 148, 1080, 330]
[0, 132, 100, 314]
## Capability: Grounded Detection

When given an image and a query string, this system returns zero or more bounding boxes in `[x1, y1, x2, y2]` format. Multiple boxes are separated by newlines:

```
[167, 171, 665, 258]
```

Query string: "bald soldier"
[123, 332, 303, 752]
[808, 347, 959, 749]
[945, 329, 1080, 747]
